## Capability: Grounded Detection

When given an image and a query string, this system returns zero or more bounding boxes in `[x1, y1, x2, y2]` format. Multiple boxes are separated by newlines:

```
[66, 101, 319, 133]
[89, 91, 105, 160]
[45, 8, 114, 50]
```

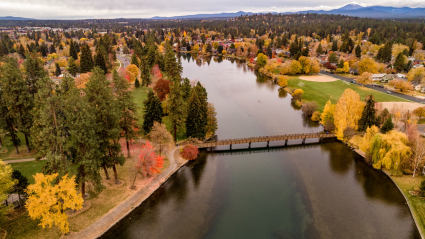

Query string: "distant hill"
[152, 11, 256, 19]
[298, 4, 425, 18]
[0, 16, 33, 21]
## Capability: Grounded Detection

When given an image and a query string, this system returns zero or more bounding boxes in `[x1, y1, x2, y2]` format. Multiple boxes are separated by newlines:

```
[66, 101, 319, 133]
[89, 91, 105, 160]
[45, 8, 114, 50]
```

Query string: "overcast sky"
[1, 0, 424, 19]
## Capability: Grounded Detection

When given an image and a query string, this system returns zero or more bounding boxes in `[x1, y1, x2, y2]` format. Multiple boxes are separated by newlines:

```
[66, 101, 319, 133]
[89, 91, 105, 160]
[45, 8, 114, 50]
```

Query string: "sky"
[0, 0, 425, 19]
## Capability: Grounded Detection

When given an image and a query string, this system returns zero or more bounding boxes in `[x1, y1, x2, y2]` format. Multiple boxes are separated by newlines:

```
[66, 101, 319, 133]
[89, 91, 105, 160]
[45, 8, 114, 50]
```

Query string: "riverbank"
[65, 146, 188, 239]
[352, 148, 425, 239]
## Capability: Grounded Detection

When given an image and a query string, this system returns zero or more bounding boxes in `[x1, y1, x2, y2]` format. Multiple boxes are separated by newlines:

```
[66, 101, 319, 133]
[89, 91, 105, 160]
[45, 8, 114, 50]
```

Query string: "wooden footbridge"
[196, 132, 336, 150]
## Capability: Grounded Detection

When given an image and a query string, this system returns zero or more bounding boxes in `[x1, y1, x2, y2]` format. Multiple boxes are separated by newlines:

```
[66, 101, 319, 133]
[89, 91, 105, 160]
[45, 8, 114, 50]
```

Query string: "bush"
[301, 102, 318, 117]
[292, 88, 304, 101]
[181, 144, 199, 161]
[311, 111, 321, 122]
[277, 75, 288, 87]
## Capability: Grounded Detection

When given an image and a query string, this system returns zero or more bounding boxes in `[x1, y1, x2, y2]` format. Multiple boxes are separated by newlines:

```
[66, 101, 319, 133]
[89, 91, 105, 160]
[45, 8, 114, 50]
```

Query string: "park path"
[65, 146, 187, 239]
[3, 158, 38, 164]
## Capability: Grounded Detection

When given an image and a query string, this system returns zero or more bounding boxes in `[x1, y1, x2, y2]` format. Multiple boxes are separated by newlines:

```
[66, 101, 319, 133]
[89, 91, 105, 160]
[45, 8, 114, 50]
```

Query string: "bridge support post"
[285, 139, 288, 146]
[230, 144, 232, 150]
[302, 138, 306, 144]
[248, 142, 251, 149]
[267, 141, 269, 148]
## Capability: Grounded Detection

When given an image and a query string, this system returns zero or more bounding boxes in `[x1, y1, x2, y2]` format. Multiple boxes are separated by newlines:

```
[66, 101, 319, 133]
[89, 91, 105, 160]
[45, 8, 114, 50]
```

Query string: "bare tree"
[148, 122, 174, 155]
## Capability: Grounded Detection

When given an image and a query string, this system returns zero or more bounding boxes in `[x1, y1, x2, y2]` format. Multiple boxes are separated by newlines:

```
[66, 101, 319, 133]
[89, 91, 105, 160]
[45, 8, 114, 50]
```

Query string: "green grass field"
[10, 160, 46, 184]
[391, 176, 425, 237]
[287, 77, 408, 110]
[132, 86, 151, 128]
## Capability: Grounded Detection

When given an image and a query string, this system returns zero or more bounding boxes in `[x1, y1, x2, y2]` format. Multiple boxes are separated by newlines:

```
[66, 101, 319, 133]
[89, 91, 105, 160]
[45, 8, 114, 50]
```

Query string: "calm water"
[102, 56, 420, 239]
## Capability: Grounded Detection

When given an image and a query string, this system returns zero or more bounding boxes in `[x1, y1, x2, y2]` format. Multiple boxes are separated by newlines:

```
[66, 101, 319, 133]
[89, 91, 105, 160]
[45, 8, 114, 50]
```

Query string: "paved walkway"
[3, 158, 38, 164]
[65, 146, 187, 239]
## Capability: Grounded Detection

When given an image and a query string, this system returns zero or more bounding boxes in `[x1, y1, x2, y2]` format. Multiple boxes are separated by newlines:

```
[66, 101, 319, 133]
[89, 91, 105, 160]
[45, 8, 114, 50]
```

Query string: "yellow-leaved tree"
[0, 160, 16, 218]
[334, 89, 365, 140]
[320, 100, 335, 132]
[369, 131, 411, 173]
[26, 173, 84, 234]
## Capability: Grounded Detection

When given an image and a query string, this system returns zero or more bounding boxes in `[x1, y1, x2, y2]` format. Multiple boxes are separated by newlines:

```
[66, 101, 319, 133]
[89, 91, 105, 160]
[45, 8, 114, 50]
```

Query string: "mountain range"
[1, 4, 425, 21]
[153, 4, 425, 19]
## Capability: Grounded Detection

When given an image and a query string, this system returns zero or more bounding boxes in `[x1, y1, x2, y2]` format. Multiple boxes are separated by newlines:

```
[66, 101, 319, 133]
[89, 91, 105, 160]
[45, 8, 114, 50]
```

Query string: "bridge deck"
[197, 132, 335, 148]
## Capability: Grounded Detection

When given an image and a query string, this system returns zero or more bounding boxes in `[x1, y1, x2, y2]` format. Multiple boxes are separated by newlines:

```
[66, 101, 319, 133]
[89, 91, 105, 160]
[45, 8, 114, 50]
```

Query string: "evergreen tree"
[355, 45, 361, 58]
[67, 57, 78, 77]
[332, 40, 338, 51]
[85, 68, 123, 184]
[79, 44, 93, 73]
[140, 57, 151, 86]
[358, 95, 377, 131]
[0, 58, 33, 152]
[134, 78, 140, 88]
[181, 77, 191, 101]
[112, 71, 137, 157]
[316, 43, 323, 55]
[18, 44, 26, 58]
[376, 42, 392, 63]
[143, 91, 163, 134]
[69, 40, 78, 60]
[168, 81, 186, 140]
[94, 50, 107, 74]
[164, 43, 181, 81]
[394, 53, 406, 72]
[55, 63, 61, 77]
[186, 90, 206, 139]
[131, 53, 139, 67]
[381, 116, 394, 133]
[24, 55, 47, 98]
[49, 44, 56, 54]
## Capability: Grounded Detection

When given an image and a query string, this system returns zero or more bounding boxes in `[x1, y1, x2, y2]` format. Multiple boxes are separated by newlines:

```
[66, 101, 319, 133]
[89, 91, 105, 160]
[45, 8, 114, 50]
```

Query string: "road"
[116, 48, 130, 71]
[320, 71, 425, 104]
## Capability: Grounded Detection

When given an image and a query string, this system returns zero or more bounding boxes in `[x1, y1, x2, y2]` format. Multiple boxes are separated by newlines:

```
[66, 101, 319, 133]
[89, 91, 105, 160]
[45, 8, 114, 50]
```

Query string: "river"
[102, 56, 420, 239]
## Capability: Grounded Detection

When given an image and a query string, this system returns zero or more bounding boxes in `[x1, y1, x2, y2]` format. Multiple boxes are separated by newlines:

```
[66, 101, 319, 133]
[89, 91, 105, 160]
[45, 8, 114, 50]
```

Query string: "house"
[372, 73, 386, 82]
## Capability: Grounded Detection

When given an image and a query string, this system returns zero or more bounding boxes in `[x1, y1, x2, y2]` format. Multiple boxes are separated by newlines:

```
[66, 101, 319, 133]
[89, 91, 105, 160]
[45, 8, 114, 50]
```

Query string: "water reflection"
[102, 57, 420, 239]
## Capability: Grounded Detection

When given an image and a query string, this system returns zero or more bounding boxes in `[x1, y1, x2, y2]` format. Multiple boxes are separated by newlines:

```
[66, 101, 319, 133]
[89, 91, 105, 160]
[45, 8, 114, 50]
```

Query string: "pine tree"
[164, 43, 181, 81]
[316, 43, 323, 55]
[79, 44, 93, 73]
[143, 91, 163, 134]
[55, 63, 61, 77]
[94, 50, 107, 74]
[394, 53, 406, 72]
[85, 68, 123, 184]
[131, 53, 139, 67]
[358, 95, 377, 131]
[0, 58, 33, 152]
[140, 57, 151, 86]
[181, 77, 191, 101]
[112, 71, 137, 157]
[67, 57, 78, 77]
[24, 55, 47, 98]
[381, 116, 394, 133]
[69, 40, 78, 60]
[168, 81, 186, 140]
[186, 90, 206, 139]
[355, 45, 361, 58]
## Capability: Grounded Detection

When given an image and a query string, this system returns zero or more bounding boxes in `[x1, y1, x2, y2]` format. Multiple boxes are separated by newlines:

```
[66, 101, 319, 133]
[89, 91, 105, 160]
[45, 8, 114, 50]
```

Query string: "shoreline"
[351, 147, 424, 239]
[64, 148, 188, 239]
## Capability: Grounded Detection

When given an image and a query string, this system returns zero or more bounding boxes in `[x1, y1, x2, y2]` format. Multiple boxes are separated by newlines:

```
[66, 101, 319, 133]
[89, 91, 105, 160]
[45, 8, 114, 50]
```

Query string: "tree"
[153, 78, 170, 101]
[67, 57, 78, 77]
[256, 53, 267, 69]
[134, 141, 164, 180]
[355, 45, 362, 58]
[125, 64, 139, 84]
[316, 43, 323, 55]
[186, 83, 208, 139]
[180, 144, 199, 161]
[277, 75, 288, 87]
[328, 52, 338, 64]
[55, 63, 61, 77]
[94, 50, 107, 74]
[407, 67, 425, 84]
[131, 53, 139, 67]
[358, 57, 378, 74]
[358, 95, 377, 131]
[140, 57, 151, 86]
[0, 58, 33, 152]
[376, 42, 392, 63]
[11, 170, 28, 206]
[148, 122, 173, 156]
[406, 123, 425, 177]
[79, 44, 93, 73]
[168, 81, 186, 140]
[389, 79, 413, 92]
[24, 55, 47, 98]
[356, 72, 372, 85]
[85, 68, 123, 184]
[0, 161, 15, 219]
[334, 89, 365, 140]
[143, 91, 163, 134]
[206, 103, 218, 139]
[394, 53, 406, 72]
[25, 173, 83, 234]
[413, 107, 425, 119]
[164, 43, 182, 80]
[321, 100, 335, 132]
[181, 78, 192, 100]
[69, 40, 78, 60]
[381, 116, 394, 133]
[113, 71, 137, 157]
[301, 102, 318, 118]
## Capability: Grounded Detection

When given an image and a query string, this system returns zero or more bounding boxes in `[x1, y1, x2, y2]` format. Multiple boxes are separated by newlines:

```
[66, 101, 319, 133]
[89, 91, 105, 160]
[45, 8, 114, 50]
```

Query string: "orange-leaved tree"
[132, 141, 164, 188]
[180, 144, 199, 161]
[25, 173, 83, 234]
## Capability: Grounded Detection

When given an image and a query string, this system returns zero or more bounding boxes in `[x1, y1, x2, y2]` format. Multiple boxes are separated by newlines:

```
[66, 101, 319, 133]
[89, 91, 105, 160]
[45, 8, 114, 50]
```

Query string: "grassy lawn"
[132, 86, 150, 128]
[287, 77, 408, 110]
[10, 160, 46, 184]
[391, 175, 425, 237]
[0, 133, 36, 161]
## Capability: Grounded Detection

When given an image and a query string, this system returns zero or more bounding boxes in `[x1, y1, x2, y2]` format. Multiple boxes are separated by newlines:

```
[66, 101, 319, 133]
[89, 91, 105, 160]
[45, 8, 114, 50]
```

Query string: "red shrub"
[136, 141, 164, 177]
[180, 144, 199, 161]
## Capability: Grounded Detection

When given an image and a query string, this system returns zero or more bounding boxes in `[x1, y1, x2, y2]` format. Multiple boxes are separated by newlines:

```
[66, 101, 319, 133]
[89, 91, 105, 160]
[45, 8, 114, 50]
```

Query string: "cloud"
[0, 0, 424, 19]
